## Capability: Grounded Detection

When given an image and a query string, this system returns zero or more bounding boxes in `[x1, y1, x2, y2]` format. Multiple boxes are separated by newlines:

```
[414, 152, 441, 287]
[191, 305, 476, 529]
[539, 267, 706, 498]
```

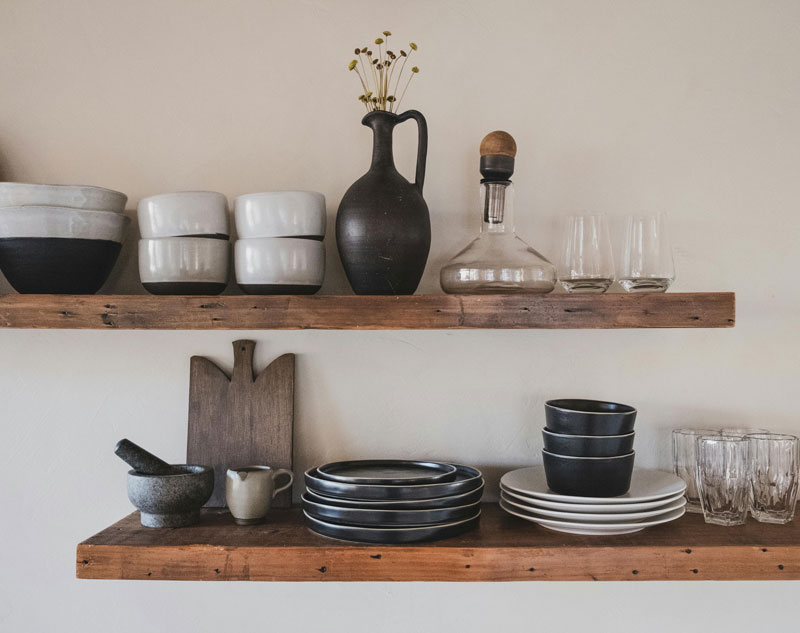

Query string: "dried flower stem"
[348, 31, 419, 113]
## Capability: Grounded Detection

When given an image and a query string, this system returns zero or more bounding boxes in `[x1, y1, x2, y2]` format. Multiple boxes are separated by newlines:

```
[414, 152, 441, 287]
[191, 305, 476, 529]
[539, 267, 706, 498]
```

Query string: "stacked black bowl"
[303, 460, 484, 543]
[542, 399, 637, 497]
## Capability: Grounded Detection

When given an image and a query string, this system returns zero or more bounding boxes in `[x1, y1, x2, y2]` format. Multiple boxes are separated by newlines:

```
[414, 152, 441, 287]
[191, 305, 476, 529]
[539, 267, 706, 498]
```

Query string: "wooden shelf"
[0, 292, 734, 330]
[77, 503, 797, 581]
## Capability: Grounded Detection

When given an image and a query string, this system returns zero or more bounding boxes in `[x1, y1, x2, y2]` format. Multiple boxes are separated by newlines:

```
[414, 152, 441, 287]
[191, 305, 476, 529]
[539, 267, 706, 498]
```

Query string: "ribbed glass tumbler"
[747, 433, 799, 524]
[673, 429, 720, 513]
[696, 436, 749, 526]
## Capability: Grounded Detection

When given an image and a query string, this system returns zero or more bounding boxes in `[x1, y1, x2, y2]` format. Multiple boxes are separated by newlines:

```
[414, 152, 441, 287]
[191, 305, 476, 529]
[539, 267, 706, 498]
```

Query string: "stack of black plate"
[303, 460, 484, 543]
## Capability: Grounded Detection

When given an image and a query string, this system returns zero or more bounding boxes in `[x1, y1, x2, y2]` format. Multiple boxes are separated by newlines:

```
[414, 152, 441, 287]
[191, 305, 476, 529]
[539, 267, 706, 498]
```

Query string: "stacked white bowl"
[0, 183, 130, 294]
[234, 191, 326, 294]
[137, 192, 230, 295]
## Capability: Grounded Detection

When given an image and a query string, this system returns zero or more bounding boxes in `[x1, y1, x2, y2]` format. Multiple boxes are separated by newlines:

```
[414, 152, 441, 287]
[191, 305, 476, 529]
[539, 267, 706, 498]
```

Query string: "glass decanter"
[440, 131, 556, 294]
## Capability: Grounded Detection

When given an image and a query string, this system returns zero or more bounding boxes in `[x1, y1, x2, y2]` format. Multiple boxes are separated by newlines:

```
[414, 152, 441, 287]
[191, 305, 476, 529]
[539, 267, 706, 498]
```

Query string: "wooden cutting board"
[187, 340, 294, 507]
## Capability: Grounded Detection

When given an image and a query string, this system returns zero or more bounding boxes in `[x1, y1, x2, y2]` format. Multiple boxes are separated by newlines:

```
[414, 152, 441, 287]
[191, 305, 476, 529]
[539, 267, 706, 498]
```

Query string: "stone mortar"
[127, 465, 214, 527]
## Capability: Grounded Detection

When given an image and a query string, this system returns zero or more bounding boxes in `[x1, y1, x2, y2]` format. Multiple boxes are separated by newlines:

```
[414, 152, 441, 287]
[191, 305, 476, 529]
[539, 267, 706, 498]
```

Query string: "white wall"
[1, 1, 798, 631]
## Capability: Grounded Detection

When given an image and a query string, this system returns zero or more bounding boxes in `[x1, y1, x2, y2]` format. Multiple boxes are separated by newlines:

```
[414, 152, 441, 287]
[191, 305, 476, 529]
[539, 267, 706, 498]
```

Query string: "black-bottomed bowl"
[542, 428, 635, 457]
[542, 450, 635, 497]
[545, 399, 637, 436]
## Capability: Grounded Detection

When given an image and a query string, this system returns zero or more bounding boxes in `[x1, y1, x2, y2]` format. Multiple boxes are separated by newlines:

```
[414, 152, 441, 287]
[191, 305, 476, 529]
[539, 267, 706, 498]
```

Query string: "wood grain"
[76, 503, 798, 582]
[0, 293, 735, 329]
[187, 341, 294, 507]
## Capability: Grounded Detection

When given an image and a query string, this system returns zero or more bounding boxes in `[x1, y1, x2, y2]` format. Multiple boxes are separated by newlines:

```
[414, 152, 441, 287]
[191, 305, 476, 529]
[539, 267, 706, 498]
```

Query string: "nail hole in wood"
[214, 568, 220, 574]
[147, 572, 152, 577]
[81, 559, 89, 565]
[762, 548, 768, 552]
[370, 554, 381, 559]
[528, 567, 535, 572]
[632, 570, 639, 575]
[318, 566, 327, 573]
[778, 565, 784, 570]
[691, 569, 698, 574]
[465, 565, 471, 569]
[684, 549, 692, 554]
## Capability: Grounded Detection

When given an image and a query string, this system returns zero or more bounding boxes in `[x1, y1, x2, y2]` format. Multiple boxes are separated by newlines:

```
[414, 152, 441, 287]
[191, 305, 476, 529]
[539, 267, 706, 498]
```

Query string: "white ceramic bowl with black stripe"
[139, 237, 229, 295]
[234, 191, 326, 239]
[0, 182, 127, 213]
[235, 237, 324, 294]
[0, 205, 129, 294]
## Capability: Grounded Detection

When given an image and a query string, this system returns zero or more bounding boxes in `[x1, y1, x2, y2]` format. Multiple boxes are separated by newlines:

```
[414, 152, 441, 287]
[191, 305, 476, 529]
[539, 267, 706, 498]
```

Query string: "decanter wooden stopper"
[480, 131, 517, 158]
[479, 131, 516, 181]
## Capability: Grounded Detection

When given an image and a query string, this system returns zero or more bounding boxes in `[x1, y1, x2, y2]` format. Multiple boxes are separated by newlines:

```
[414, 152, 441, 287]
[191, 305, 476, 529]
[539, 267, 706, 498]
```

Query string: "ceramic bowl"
[127, 465, 214, 528]
[137, 191, 230, 238]
[234, 191, 326, 239]
[0, 182, 127, 213]
[139, 237, 229, 295]
[542, 428, 635, 457]
[0, 206, 130, 294]
[542, 450, 635, 497]
[235, 237, 324, 294]
[545, 399, 637, 436]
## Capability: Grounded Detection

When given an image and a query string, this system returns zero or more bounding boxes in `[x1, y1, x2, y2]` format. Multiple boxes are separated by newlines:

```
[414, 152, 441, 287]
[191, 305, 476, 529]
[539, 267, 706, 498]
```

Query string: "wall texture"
[1, 1, 799, 631]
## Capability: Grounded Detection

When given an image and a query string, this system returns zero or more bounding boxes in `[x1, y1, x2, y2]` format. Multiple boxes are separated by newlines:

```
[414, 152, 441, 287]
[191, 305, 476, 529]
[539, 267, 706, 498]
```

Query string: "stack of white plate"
[500, 466, 687, 535]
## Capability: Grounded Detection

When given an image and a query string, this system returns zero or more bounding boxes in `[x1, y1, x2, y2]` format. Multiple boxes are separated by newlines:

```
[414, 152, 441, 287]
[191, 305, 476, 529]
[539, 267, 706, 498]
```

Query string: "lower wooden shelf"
[76, 503, 799, 581]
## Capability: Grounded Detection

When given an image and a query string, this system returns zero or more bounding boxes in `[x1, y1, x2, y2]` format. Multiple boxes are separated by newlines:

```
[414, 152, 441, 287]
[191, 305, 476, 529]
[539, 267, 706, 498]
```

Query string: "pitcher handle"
[271, 469, 294, 498]
[397, 109, 427, 194]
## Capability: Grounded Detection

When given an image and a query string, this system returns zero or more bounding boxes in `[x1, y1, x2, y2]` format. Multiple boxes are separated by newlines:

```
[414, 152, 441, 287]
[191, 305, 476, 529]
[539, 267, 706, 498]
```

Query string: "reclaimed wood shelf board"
[76, 503, 797, 582]
[0, 292, 734, 330]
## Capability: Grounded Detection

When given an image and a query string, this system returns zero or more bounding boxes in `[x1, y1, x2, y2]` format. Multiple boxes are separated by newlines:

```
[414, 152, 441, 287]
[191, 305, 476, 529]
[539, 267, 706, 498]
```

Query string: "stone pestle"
[114, 438, 181, 475]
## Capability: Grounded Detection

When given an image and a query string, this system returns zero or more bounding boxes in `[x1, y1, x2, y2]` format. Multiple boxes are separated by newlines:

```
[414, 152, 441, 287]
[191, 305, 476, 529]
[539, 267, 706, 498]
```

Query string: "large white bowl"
[0, 206, 130, 241]
[0, 182, 127, 213]
[138, 191, 230, 239]
[139, 237, 229, 295]
[234, 191, 326, 239]
[235, 237, 324, 294]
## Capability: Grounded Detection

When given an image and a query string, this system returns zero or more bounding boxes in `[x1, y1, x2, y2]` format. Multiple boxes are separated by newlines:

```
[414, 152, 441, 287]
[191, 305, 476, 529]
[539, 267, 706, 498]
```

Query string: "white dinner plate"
[500, 484, 686, 513]
[499, 499, 686, 535]
[500, 491, 686, 522]
[501, 466, 685, 504]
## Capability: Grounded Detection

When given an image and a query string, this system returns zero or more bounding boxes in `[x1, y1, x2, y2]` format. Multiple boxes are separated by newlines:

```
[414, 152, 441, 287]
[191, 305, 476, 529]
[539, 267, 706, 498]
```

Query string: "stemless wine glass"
[696, 436, 749, 526]
[557, 214, 614, 293]
[618, 213, 675, 292]
[673, 429, 720, 513]
[747, 433, 799, 524]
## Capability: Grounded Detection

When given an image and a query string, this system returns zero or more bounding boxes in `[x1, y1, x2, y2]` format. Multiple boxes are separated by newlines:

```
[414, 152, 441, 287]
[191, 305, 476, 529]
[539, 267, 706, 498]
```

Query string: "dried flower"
[348, 31, 421, 113]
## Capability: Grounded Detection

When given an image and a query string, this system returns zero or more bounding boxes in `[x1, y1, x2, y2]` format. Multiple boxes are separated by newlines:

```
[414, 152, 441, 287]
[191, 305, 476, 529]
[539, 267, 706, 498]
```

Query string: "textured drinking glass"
[747, 433, 799, 524]
[618, 213, 675, 292]
[557, 214, 614, 293]
[673, 429, 720, 513]
[696, 436, 749, 526]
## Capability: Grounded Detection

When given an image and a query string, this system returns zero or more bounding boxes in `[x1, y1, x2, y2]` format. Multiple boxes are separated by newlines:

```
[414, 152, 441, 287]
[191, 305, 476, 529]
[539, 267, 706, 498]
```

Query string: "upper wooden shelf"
[77, 503, 796, 581]
[0, 292, 734, 330]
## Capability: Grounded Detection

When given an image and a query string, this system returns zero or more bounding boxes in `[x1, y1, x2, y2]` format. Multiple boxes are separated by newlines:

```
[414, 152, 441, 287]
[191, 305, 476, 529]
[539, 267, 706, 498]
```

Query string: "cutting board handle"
[232, 340, 255, 383]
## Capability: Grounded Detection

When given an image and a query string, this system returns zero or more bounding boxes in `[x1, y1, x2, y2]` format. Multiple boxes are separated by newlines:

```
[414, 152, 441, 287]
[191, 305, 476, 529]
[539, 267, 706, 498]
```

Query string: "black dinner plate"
[301, 493, 481, 527]
[316, 459, 457, 485]
[304, 509, 481, 543]
[304, 464, 483, 501]
[303, 484, 485, 510]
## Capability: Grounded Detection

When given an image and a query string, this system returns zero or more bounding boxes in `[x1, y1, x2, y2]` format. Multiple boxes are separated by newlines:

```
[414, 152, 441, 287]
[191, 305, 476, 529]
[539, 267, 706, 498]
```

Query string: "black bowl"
[542, 428, 635, 457]
[0, 237, 122, 294]
[545, 399, 637, 436]
[542, 450, 635, 497]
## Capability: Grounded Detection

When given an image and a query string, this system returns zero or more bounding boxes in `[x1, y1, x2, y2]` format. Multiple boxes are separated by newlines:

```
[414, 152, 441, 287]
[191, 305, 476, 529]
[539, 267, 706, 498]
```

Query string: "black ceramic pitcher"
[336, 109, 430, 295]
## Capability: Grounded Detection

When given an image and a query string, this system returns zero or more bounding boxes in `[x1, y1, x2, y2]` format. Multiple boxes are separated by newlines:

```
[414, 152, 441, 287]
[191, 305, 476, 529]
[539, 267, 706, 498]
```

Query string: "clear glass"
[673, 429, 721, 513]
[440, 182, 556, 294]
[557, 214, 614, 293]
[618, 213, 675, 293]
[721, 427, 769, 437]
[696, 436, 749, 526]
[747, 433, 799, 524]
